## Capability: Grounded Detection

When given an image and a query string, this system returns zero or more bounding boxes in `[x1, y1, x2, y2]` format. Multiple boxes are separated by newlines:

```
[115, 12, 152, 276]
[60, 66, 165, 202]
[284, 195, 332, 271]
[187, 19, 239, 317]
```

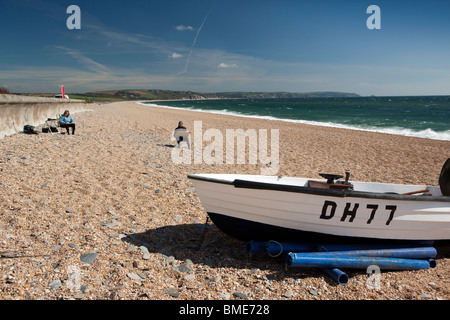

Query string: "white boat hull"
[188, 174, 450, 242]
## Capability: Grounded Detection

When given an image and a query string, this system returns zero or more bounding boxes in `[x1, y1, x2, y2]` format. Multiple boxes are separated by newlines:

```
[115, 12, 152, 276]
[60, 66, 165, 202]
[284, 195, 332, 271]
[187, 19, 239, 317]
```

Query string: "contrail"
[179, 3, 215, 75]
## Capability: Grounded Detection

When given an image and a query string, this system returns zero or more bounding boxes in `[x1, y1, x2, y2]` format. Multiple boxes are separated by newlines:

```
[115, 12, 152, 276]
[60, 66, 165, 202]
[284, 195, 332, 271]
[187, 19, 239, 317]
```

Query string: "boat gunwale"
[187, 174, 450, 202]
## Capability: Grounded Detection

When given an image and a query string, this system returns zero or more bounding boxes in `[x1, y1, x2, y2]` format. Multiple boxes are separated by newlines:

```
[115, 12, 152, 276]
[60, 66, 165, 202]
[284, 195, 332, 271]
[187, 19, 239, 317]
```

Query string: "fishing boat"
[188, 159, 450, 243]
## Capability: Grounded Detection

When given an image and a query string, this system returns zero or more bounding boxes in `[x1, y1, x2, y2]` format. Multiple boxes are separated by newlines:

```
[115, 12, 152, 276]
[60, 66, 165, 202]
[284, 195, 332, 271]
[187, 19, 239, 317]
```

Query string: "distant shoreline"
[138, 98, 450, 142]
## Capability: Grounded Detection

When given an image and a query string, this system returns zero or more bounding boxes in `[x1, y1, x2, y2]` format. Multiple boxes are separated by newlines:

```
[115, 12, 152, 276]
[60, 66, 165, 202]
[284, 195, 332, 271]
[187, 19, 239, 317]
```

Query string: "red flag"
[62, 85, 65, 99]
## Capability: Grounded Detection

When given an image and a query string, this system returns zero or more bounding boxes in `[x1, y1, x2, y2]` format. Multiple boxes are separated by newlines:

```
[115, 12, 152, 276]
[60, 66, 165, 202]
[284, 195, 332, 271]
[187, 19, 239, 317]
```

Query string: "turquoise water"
[142, 96, 450, 141]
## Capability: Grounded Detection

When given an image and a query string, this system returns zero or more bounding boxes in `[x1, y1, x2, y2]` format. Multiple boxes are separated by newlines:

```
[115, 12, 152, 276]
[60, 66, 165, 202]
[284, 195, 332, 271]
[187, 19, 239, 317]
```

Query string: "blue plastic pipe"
[428, 259, 437, 268]
[318, 241, 434, 252]
[299, 247, 437, 259]
[265, 241, 317, 257]
[245, 241, 267, 253]
[286, 254, 431, 270]
[320, 268, 349, 285]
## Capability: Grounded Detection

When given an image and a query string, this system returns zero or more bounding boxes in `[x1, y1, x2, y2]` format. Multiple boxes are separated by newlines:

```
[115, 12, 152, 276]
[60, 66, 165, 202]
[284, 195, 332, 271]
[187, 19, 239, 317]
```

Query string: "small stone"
[164, 255, 175, 265]
[173, 215, 183, 224]
[127, 273, 143, 281]
[139, 246, 150, 260]
[80, 253, 97, 265]
[184, 274, 195, 281]
[108, 210, 117, 215]
[66, 210, 76, 214]
[309, 289, 318, 296]
[219, 292, 231, 299]
[2, 252, 16, 258]
[102, 220, 120, 228]
[233, 292, 247, 299]
[165, 287, 180, 298]
[49, 279, 62, 290]
[5, 276, 15, 284]
[177, 262, 191, 273]
[207, 276, 222, 282]
[419, 293, 432, 300]
[283, 290, 294, 298]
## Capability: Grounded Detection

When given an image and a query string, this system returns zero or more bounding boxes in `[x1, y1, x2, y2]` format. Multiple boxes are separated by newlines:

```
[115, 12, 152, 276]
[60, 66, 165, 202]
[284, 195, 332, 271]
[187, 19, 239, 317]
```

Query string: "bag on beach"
[23, 125, 38, 135]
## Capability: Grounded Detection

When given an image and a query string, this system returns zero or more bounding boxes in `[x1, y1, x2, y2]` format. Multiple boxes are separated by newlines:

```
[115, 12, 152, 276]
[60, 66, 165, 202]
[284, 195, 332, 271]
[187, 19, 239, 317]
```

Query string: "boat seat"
[307, 180, 352, 190]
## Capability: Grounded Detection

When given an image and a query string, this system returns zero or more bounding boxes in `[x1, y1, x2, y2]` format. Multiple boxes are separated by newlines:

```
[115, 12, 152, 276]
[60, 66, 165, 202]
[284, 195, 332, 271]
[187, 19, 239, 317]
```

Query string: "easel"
[43, 117, 63, 134]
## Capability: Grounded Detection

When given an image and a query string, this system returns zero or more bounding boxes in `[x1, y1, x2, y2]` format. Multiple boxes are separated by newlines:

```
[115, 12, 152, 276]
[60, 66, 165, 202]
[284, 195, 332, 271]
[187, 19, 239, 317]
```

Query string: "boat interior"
[306, 172, 440, 196]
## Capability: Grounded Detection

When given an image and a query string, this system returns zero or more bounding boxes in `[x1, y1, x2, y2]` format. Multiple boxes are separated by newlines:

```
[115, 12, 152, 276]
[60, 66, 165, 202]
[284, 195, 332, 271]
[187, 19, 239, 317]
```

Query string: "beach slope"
[0, 101, 449, 300]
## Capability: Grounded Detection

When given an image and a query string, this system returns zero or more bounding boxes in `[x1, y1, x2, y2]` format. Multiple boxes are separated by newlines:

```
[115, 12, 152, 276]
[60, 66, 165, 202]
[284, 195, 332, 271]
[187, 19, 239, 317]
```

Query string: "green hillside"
[69, 89, 360, 102]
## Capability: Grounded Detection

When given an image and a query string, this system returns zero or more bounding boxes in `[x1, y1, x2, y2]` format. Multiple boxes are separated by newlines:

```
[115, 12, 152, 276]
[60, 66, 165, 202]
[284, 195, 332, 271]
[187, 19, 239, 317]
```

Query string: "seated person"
[59, 110, 76, 135]
[173, 120, 190, 148]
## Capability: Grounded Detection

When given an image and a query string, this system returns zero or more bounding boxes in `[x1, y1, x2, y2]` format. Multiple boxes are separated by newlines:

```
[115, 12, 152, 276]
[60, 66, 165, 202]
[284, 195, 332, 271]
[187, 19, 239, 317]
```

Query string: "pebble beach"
[1, 100, 450, 301]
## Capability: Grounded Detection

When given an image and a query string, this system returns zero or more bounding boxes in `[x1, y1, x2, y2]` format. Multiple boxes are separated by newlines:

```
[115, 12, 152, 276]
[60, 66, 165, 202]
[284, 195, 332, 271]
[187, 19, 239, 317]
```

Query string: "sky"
[1, 0, 450, 96]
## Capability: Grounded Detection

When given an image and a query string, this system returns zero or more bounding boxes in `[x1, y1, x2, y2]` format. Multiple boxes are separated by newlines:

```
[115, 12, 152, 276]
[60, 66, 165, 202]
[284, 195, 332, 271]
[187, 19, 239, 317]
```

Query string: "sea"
[141, 96, 450, 141]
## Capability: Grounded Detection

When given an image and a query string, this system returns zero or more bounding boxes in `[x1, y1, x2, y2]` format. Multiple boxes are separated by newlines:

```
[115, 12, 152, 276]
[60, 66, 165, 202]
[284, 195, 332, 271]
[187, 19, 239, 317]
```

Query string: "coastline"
[138, 99, 450, 142]
[0, 100, 449, 300]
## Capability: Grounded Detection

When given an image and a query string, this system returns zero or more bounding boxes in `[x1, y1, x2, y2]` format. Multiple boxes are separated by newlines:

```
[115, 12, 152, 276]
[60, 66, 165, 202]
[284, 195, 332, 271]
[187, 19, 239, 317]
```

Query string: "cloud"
[54, 46, 110, 75]
[86, 24, 179, 56]
[171, 52, 183, 59]
[175, 25, 194, 31]
[218, 63, 238, 69]
[4, 56, 449, 96]
[0, 64, 184, 93]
